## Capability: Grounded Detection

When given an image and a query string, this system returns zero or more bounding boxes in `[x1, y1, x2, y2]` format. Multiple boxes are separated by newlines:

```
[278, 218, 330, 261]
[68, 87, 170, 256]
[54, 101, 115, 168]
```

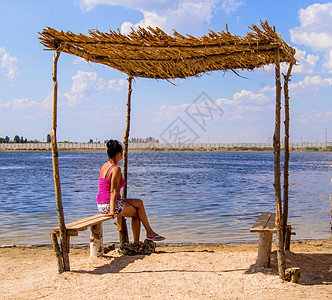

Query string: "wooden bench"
[53, 214, 114, 257]
[250, 212, 276, 268]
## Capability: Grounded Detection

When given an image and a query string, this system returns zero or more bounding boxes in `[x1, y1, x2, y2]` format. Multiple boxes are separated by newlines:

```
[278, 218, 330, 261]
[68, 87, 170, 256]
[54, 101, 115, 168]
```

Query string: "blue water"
[0, 151, 331, 245]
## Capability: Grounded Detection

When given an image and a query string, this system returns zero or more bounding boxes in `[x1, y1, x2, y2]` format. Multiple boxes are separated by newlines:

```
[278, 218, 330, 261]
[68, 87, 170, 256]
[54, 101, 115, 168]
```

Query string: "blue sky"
[0, 0, 331, 143]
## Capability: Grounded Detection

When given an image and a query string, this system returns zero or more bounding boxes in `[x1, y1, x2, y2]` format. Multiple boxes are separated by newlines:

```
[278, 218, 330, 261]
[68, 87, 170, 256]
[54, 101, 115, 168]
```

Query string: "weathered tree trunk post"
[257, 232, 273, 268]
[51, 51, 70, 272]
[283, 64, 293, 250]
[51, 233, 64, 273]
[274, 48, 285, 279]
[117, 75, 133, 245]
[285, 267, 301, 283]
[90, 223, 103, 257]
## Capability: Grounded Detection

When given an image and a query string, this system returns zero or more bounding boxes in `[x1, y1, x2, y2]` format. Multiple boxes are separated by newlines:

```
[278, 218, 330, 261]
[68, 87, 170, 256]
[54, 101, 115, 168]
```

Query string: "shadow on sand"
[72, 247, 331, 284]
[72, 254, 146, 275]
[245, 250, 332, 285]
[72, 249, 246, 275]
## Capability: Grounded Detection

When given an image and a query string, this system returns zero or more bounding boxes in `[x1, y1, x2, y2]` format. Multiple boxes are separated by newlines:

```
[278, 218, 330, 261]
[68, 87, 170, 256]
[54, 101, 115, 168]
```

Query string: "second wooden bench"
[250, 212, 276, 268]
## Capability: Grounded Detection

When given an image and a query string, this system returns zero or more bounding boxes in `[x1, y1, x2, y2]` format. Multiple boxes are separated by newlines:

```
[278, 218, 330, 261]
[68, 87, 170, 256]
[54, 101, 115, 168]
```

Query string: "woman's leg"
[119, 202, 141, 242]
[122, 198, 160, 239]
[131, 216, 141, 242]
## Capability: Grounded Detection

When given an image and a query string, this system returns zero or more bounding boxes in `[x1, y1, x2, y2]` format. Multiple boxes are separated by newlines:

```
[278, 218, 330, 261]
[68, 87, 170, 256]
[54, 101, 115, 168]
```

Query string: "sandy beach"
[1, 240, 331, 299]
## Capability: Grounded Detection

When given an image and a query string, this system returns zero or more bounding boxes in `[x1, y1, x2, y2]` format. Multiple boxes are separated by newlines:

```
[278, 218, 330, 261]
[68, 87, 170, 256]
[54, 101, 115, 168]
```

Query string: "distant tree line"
[129, 136, 159, 143]
[1, 135, 159, 144]
[0, 135, 36, 143]
[0, 134, 51, 143]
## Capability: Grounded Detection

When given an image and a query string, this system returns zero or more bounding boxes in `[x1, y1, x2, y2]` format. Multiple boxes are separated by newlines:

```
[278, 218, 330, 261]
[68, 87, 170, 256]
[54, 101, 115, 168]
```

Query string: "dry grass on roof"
[39, 21, 296, 80]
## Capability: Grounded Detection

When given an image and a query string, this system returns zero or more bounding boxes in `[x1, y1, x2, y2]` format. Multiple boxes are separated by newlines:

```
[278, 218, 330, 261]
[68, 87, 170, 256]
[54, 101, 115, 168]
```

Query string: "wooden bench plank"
[53, 214, 113, 233]
[60, 214, 101, 227]
[61, 214, 106, 228]
[52, 215, 99, 232]
[265, 213, 276, 231]
[250, 212, 276, 233]
[69, 215, 113, 231]
[250, 212, 272, 231]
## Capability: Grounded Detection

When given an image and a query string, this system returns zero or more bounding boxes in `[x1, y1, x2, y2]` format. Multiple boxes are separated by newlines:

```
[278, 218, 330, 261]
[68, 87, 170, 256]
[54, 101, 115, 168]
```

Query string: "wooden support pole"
[283, 63, 293, 246]
[90, 223, 103, 257]
[51, 233, 64, 273]
[330, 194, 332, 231]
[273, 48, 285, 279]
[122, 75, 133, 199]
[257, 232, 273, 268]
[117, 75, 133, 245]
[51, 51, 70, 271]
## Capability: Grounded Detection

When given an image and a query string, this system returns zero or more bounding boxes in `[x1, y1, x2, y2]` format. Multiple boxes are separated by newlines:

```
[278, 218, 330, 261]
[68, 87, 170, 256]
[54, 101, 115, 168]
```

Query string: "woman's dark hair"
[106, 139, 123, 159]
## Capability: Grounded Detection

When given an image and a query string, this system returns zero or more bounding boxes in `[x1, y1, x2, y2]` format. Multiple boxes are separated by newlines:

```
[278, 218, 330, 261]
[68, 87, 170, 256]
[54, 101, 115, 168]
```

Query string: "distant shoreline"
[1, 147, 332, 152]
[1, 142, 332, 152]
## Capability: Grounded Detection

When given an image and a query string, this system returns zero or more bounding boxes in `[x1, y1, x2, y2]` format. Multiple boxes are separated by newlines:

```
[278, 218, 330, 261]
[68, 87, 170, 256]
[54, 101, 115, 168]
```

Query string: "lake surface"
[0, 151, 331, 245]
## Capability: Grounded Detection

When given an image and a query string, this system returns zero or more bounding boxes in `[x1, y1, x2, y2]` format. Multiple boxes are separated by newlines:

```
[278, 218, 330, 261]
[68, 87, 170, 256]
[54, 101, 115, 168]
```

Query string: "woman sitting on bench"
[97, 139, 165, 242]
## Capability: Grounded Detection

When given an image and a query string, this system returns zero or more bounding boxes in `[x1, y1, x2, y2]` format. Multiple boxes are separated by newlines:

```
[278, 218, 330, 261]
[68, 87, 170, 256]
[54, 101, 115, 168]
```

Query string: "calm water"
[0, 151, 331, 245]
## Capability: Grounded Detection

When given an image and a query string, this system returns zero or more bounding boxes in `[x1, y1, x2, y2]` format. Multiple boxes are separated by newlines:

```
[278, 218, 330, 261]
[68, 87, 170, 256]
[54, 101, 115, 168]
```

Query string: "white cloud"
[0, 71, 126, 115]
[289, 75, 332, 97]
[323, 49, 332, 73]
[220, 0, 243, 14]
[12, 99, 39, 109]
[70, 70, 105, 94]
[232, 89, 269, 106]
[215, 98, 232, 105]
[293, 49, 319, 74]
[290, 3, 332, 50]
[79, 1, 242, 35]
[64, 70, 105, 106]
[290, 3, 332, 72]
[290, 75, 332, 89]
[121, 11, 167, 34]
[0, 101, 11, 109]
[120, 1, 216, 35]
[260, 75, 332, 97]
[215, 90, 273, 120]
[0, 47, 18, 80]
[87, 106, 121, 124]
[0, 96, 51, 111]
[155, 89, 273, 123]
[107, 78, 127, 91]
[154, 103, 190, 122]
[256, 48, 319, 75]
[293, 108, 332, 124]
[73, 57, 87, 65]
[64, 70, 126, 106]
[259, 85, 275, 93]
[324, 110, 332, 118]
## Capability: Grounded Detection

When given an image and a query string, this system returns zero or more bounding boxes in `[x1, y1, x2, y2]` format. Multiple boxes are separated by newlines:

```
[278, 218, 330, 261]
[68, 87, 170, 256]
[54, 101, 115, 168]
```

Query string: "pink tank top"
[96, 165, 126, 204]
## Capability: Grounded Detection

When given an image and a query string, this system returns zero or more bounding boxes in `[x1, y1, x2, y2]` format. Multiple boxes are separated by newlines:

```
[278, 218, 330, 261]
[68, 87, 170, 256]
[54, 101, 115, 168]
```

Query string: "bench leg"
[257, 232, 272, 268]
[90, 223, 103, 257]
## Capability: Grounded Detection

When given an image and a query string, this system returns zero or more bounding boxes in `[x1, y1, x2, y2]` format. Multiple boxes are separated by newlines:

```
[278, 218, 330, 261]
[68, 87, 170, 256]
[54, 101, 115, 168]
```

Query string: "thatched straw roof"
[39, 21, 296, 80]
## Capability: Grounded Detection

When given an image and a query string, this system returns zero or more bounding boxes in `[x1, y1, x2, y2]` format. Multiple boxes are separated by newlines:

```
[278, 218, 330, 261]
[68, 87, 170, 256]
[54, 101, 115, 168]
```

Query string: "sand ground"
[1, 240, 331, 299]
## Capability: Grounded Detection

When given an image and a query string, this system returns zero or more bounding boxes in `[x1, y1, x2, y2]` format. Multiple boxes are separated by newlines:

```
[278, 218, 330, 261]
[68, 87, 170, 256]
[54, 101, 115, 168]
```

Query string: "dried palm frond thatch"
[39, 21, 296, 79]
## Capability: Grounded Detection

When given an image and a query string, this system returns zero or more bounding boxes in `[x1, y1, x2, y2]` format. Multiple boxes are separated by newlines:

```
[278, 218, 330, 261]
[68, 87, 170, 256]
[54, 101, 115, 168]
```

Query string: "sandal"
[146, 234, 165, 241]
